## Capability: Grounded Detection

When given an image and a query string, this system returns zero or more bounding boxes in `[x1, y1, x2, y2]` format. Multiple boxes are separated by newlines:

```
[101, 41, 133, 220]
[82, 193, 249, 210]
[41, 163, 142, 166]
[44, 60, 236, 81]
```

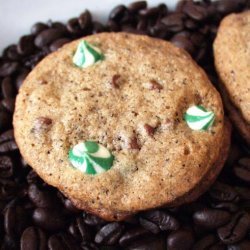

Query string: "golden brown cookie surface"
[214, 11, 250, 143]
[14, 33, 230, 220]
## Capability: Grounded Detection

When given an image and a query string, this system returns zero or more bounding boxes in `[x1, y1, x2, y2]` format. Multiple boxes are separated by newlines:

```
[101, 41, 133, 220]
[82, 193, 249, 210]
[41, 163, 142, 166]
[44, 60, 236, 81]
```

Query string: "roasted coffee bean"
[20, 226, 47, 250]
[61, 197, 81, 213]
[171, 33, 195, 55]
[48, 233, 79, 250]
[161, 13, 185, 32]
[166, 229, 194, 250]
[3, 45, 20, 61]
[0, 130, 18, 153]
[233, 157, 250, 183]
[193, 208, 231, 229]
[34, 28, 66, 48]
[2, 98, 15, 113]
[78, 10, 92, 30]
[235, 186, 250, 200]
[49, 38, 70, 52]
[109, 5, 127, 21]
[28, 184, 58, 208]
[119, 227, 150, 247]
[217, 211, 250, 244]
[67, 18, 82, 35]
[1, 234, 18, 250]
[139, 217, 160, 234]
[127, 235, 166, 250]
[0, 178, 17, 200]
[26, 170, 43, 185]
[217, 0, 245, 14]
[31, 22, 49, 35]
[211, 202, 239, 213]
[68, 216, 92, 242]
[17, 35, 36, 55]
[228, 240, 250, 250]
[15, 69, 29, 89]
[185, 18, 198, 30]
[81, 242, 99, 250]
[183, 1, 207, 21]
[140, 210, 179, 233]
[92, 21, 106, 34]
[209, 182, 239, 202]
[0, 110, 12, 132]
[95, 222, 124, 245]
[33, 207, 67, 231]
[83, 212, 106, 226]
[139, 7, 159, 17]
[4, 205, 29, 237]
[0, 155, 13, 178]
[49, 21, 67, 30]
[0, 62, 19, 77]
[193, 234, 219, 250]
[128, 1, 147, 12]
[1, 77, 15, 98]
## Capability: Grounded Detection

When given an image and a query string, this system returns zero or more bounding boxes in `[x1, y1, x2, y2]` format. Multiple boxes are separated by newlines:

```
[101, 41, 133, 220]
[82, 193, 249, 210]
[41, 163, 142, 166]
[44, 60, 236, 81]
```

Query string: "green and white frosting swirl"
[73, 40, 104, 68]
[184, 105, 215, 131]
[68, 141, 114, 175]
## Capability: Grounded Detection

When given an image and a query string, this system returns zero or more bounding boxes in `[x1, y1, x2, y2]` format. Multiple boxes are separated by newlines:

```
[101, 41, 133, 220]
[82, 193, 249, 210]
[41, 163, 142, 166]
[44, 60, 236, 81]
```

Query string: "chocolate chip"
[149, 79, 163, 91]
[20, 226, 47, 250]
[32, 117, 52, 133]
[95, 222, 124, 245]
[167, 229, 194, 250]
[193, 208, 231, 229]
[129, 136, 140, 150]
[110, 74, 121, 88]
[233, 157, 250, 183]
[144, 124, 155, 137]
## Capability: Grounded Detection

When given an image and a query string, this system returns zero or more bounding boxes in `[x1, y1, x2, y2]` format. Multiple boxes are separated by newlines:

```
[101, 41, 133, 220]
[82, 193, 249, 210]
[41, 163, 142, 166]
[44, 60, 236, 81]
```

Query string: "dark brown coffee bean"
[83, 213, 106, 227]
[34, 28, 66, 48]
[161, 13, 185, 32]
[33, 208, 67, 231]
[233, 157, 250, 183]
[0, 111, 11, 132]
[2, 98, 15, 113]
[62, 197, 81, 213]
[0, 178, 17, 200]
[127, 235, 165, 250]
[95, 222, 124, 245]
[0, 130, 18, 153]
[140, 210, 179, 233]
[185, 18, 198, 30]
[28, 184, 58, 208]
[193, 234, 218, 250]
[209, 182, 239, 202]
[119, 227, 150, 247]
[107, 20, 120, 32]
[68, 216, 92, 242]
[183, 2, 207, 21]
[0, 156, 13, 178]
[20, 226, 47, 250]
[78, 10, 92, 30]
[15, 69, 29, 89]
[211, 202, 239, 213]
[49, 21, 67, 30]
[49, 38, 70, 52]
[92, 21, 106, 34]
[167, 229, 194, 250]
[217, 0, 245, 14]
[17, 35, 36, 55]
[171, 34, 195, 55]
[3, 45, 20, 61]
[1, 77, 15, 98]
[67, 18, 82, 35]
[193, 208, 231, 229]
[217, 211, 250, 244]
[48, 233, 79, 250]
[128, 1, 147, 12]
[109, 5, 127, 21]
[1, 234, 18, 250]
[4, 205, 29, 237]
[228, 240, 250, 250]
[27, 170, 43, 185]
[31, 22, 49, 35]
[139, 7, 159, 17]
[0, 62, 19, 77]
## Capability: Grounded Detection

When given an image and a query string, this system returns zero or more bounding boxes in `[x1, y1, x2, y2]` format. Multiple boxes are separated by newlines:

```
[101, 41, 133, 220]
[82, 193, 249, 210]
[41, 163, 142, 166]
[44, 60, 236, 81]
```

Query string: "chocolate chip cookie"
[14, 32, 231, 221]
[214, 11, 250, 144]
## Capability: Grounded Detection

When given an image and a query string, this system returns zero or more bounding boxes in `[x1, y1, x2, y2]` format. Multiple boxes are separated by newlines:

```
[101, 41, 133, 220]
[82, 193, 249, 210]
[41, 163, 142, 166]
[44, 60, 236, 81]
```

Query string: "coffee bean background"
[0, 0, 250, 249]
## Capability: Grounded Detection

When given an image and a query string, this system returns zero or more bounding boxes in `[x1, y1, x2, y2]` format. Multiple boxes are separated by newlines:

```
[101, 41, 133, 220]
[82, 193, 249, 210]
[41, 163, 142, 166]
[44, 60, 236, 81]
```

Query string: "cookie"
[14, 32, 231, 221]
[214, 11, 250, 144]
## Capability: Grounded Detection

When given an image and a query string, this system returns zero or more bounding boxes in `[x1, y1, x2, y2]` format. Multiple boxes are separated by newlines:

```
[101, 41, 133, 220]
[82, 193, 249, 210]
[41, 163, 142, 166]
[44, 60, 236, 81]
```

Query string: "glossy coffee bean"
[0, 178, 17, 200]
[109, 5, 127, 21]
[233, 157, 250, 183]
[2, 98, 15, 113]
[128, 1, 147, 12]
[15, 69, 30, 90]
[1, 77, 15, 98]
[3, 45, 20, 61]
[31, 22, 49, 35]
[217, 212, 250, 244]
[161, 13, 185, 32]
[49, 38, 70, 52]
[193, 234, 218, 250]
[83, 212, 106, 226]
[33, 208, 67, 231]
[183, 1, 207, 21]
[127, 236, 166, 250]
[193, 208, 231, 229]
[228, 240, 250, 250]
[48, 233, 79, 250]
[166, 229, 194, 250]
[95, 222, 124, 245]
[0, 130, 18, 153]
[34, 28, 66, 48]
[20, 226, 47, 250]
[0, 62, 19, 77]
[17, 35, 36, 55]
[67, 18, 82, 35]
[78, 10, 92, 30]
[0, 110, 12, 132]
[0, 156, 13, 178]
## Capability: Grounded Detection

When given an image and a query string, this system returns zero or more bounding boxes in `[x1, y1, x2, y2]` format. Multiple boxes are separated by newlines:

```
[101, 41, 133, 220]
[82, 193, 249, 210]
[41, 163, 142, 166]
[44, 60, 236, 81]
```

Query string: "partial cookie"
[214, 11, 250, 144]
[14, 33, 230, 220]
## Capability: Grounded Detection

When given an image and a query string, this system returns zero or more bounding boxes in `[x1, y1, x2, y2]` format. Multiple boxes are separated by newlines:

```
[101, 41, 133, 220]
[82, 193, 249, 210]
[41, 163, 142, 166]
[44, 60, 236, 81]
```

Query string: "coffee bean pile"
[0, 1, 250, 249]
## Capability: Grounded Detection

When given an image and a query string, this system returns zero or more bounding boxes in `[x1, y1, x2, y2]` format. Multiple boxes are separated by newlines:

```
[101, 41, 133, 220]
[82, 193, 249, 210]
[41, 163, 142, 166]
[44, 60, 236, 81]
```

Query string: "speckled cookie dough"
[14, 32, 230, 220]
[214, 11, 250, 144]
